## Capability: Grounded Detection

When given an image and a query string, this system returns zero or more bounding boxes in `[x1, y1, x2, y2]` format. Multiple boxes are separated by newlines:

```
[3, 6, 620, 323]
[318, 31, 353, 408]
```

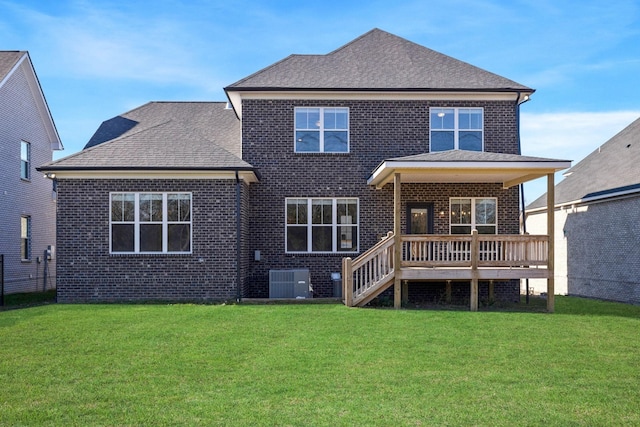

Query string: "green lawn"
[1, 297, 639, 426]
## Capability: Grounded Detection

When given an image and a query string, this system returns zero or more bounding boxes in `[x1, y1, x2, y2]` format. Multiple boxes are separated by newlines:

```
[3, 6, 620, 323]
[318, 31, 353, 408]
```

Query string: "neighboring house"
[39, 29, 569, 310]
[0, 51, 63, 294]
[526, 117, 640, 304]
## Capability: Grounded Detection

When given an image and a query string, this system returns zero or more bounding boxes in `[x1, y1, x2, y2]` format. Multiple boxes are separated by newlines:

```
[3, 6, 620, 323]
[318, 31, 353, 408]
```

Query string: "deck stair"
[342, 232, 395, 307]
[343, 231, 550, 308]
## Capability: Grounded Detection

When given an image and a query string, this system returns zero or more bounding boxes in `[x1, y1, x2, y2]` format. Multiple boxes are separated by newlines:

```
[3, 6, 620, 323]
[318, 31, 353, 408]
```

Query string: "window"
[110, 193, 192, 254]
[286, 198, 358, 253]
[21, 216, 31, 260]
[450, 198, 496, 234]
[295, 107, 349, 153]
[21, 141, 30, 180]
[430, 108, 483, 152]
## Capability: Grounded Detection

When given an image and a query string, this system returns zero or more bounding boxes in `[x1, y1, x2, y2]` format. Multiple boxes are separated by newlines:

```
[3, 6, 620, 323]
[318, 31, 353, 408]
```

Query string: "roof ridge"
[226, 29, 387, 89]
[42, 118, 175, 167]
[225, 53, 298, 89]
[325, 28, 384, 55]
[114, 100, 228, 117]
[41, 117, 248, 169]
[224, 29, 533, 92]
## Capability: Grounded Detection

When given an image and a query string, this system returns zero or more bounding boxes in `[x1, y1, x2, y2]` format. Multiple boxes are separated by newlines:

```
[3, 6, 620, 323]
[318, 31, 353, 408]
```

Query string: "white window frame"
[110, 192, 192, 254]
[294, 107, 350, 153]
[285, 197, 359, 253]
[430, 107, 484, 152]
[21, 215, 31, 261]
[449, 197, 497, 235]
[20, 140, 30, 180]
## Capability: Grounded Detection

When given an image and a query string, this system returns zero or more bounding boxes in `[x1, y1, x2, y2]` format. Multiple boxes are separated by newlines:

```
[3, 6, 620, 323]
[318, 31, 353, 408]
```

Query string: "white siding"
[0, 57, 58, 293]
[524, 208, 569, 295]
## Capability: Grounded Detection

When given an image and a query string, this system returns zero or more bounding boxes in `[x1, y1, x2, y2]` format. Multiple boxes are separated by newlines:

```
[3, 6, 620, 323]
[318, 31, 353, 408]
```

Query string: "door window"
[407, 203, 433, 234]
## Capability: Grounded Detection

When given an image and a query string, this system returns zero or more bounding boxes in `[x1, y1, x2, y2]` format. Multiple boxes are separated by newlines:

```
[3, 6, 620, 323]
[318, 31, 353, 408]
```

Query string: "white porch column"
[547, 173, 555, 313]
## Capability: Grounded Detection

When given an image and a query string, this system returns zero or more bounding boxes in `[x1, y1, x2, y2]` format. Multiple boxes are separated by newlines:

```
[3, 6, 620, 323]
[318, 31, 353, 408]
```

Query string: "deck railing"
[402, 233, 549, 267]
[342, 232, 395, 306]
[343, 232, 549, 306]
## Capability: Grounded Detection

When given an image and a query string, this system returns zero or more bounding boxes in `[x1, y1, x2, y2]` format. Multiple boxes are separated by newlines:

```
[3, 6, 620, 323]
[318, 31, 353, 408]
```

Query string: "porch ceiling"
[367, 150, 572, 189]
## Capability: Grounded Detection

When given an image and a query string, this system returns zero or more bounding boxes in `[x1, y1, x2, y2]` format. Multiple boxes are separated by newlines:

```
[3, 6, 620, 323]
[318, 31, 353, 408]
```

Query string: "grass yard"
[0, 297, 639, 426]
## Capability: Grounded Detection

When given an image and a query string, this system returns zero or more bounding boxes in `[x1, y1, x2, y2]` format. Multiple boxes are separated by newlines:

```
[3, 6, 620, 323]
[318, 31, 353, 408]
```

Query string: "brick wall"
[55, 178, 243, 302]
[241, 98, 521, 300]
[564, 196, 640, 304]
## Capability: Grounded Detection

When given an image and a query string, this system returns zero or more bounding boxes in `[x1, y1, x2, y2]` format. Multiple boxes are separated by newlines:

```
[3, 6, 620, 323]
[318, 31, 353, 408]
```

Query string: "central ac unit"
[269, 269, 311, 298]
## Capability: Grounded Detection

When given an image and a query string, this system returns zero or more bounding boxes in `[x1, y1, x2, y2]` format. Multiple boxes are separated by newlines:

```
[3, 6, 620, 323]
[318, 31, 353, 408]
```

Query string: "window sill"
[285, 252, 359, 257]
[109, 253, 193, 257]
[294, 152, 350, 156]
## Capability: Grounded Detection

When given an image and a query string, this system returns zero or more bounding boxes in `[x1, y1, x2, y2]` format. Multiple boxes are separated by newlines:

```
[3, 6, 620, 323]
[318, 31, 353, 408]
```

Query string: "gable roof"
[0, 50, 63, 150]
[225, 29, 533, 93]
[0, 51, 25, 82]
[527, 116, 640, 210]
[39, 102, 254, 174]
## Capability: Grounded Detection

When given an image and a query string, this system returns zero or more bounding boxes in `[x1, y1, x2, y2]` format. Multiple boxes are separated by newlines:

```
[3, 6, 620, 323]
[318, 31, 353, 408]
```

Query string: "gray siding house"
[40, 29, 569, 310]
[526, 117, 640, 304]
[0, 51, 62, 294]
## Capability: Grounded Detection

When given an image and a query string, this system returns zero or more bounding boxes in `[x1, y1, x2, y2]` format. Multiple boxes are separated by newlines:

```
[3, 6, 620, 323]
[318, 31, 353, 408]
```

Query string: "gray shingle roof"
[0, 51, 25, 82]
[368, 149, 571, 189]
[85, 101, 241, 157]
[41, 102, 251, 170]
[527, 116, 640, 209]
[387, 150, 565, 163]
[226, 29, 532, 92]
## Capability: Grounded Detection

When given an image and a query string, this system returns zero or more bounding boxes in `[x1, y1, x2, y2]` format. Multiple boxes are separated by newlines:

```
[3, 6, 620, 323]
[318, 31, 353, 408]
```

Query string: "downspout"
[516, 92, 532, 302]
[515, 92, 527, 233]
[235, 170, 242, 303]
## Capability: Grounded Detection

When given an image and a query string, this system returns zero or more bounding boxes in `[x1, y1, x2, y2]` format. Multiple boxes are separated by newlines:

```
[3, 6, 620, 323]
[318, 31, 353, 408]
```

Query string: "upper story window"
[20, 141, 30, 180]
[110, 192, 192, 254]
[450, 197, 496, 235]
[430, 108, 483, 152]
[295, 107, 349, 153]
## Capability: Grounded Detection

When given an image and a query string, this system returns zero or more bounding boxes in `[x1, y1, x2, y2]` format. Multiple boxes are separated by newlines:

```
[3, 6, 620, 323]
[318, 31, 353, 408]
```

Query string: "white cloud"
[521, 111, 640, 160]
[3, 1, 215, 87]
[521, 110, 640, 203]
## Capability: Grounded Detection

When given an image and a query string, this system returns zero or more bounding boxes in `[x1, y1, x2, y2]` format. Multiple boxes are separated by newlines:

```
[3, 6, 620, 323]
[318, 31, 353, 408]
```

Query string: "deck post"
[393, 173, 402, 309]
[470, 229, 479, 311]
[402, 280, 408, 305]
[489, 280, 495, 303]
[342, 257, 353, 307]
[446, 280, 452, 304]
[547, 173, 555, 313]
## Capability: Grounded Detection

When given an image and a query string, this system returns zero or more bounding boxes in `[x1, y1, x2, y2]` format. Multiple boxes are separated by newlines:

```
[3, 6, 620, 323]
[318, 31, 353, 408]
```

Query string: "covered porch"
[342, 151, 571, 312]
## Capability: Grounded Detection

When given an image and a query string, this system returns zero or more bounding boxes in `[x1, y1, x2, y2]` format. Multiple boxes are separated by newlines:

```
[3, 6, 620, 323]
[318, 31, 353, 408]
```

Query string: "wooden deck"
[342, 231, 550, 309]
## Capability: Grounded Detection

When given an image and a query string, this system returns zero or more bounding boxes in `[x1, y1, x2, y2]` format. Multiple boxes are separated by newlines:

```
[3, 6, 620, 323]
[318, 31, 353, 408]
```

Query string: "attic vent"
[269, 269, 311, 298]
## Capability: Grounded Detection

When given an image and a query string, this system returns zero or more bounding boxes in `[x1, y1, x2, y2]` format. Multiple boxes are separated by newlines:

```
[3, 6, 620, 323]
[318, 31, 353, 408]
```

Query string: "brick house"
[1, 51, 63, 295]
[526, 117, 640, 304]
[39, 29, 569, 310]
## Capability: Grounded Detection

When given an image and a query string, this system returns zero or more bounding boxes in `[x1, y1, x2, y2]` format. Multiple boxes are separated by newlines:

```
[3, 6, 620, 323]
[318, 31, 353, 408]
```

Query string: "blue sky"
[2, 0, 639, 203]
